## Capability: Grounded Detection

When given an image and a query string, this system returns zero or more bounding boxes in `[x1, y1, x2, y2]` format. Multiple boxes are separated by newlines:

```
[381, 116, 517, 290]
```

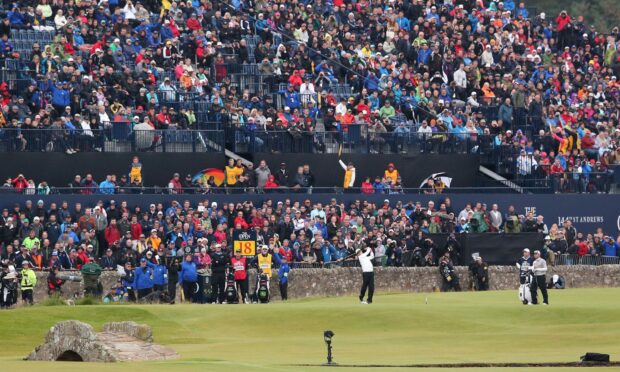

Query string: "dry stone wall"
[24, 265, 620, 303]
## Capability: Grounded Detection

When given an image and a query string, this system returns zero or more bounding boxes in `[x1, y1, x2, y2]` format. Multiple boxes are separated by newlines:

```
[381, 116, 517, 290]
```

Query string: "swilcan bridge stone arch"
[26, 321, 179, 362]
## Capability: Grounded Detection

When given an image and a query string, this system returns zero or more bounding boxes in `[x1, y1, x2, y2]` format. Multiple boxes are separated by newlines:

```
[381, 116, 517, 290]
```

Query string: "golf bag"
[519, 273, 533, 305]
[225, 269, 238, 304]
[198, 272, 212, 304]
[81, 262, 103, 297]
[256, 271, 270, 304]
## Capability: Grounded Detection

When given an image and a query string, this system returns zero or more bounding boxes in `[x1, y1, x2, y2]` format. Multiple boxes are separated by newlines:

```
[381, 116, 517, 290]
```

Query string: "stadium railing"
[0, 128, 225, 153]
[554, 254, 620, 266]
[2, 185, 554, 195]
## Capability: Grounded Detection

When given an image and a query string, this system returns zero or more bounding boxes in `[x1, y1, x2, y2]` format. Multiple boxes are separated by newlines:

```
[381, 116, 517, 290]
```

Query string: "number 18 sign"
[233, 230, 257, 256]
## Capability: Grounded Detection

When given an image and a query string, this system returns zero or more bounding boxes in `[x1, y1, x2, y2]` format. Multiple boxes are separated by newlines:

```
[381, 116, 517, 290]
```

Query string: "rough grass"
[1, 288, 619, 371]
[40, 295, 67, 307]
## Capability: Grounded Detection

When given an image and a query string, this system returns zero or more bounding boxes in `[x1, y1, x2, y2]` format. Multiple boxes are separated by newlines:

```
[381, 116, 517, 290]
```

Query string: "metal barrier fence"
[0, 185, 549, 195]
[554, 254, 620, 266]
[226, 126, 497, 156]
[0, 128, 224, 153]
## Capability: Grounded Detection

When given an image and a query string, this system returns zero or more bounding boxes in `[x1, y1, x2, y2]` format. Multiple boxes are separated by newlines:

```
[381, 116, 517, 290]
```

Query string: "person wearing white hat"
[251, 244, 282, 303]
[516, 248, 533, 284]
[20, 260, 37, 305]
[209, 243, 229, 304]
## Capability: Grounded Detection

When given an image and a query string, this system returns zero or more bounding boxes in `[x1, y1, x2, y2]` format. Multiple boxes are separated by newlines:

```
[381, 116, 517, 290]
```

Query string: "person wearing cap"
[277, 254, 290, 301]
[357, 244, 375, 304]
[145, 252, 168, 294]
[209, 243, 229, 304]
[178, 253, 198, 303]
[120, 261, 136, 302]
[164, 250, 182, 304]
[100, 248, 117, 270]
[439, 251, 461, 292]
[468, 255, 489, 291]
[251, 245, 282, 300]
[20, 260, 37, 305]
[231, 248, 249, 304]
[530, 250, 549, 305]
[516, 248, 533, 285]
[133, 257, 154, 300]
[47, 265, 66, 296]
[384, 163, 399, 183]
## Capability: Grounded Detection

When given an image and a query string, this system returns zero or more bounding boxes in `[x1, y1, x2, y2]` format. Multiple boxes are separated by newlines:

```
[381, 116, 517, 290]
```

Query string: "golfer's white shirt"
[358, 249, 375, 272]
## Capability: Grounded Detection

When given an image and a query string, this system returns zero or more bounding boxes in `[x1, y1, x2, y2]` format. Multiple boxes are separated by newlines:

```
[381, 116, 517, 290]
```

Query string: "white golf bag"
[519, 273, 533, 305]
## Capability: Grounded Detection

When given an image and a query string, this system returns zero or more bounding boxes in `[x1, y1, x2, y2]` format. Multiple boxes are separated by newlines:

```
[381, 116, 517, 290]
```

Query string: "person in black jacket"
[469, 256, 489, 290]
[164, 252, 182, 304]
[439, 252, 461, 292]
[209, 243, 229, 304]
[100, 248, 117, 270]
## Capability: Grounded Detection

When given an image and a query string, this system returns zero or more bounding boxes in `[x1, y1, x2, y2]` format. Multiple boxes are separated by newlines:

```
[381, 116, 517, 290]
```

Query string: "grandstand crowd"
[0, 0, 618, 176]
[1, 196, 619, 272]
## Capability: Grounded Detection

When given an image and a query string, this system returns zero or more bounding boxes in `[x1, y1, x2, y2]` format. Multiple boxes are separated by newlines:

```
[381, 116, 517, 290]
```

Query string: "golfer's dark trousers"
[211, 273, 225, 303]
[137, 288, 153, 299]
[236, 279, 248, 301]
[360, 272, 374, 303]
[167, 277, 177, 303]
[530, 275, 548, 304]
[182, 281, 195, 303]
[279, 282, 288, 300]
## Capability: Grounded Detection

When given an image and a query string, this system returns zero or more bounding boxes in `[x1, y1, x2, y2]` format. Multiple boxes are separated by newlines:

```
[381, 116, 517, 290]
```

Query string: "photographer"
[47, 265, 65, 296]
[469, 255, 489, 291]
[1, 262, 18, 308]
[164, 252, 182, 304]
[439, 252, 461, 292]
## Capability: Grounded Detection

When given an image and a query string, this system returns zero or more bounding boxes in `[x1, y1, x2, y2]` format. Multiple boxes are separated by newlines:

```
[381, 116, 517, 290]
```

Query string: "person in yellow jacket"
[129, 156, 143, 184]
[251, 245, 282, 302]
[338, 159, 356, 189]
[384, 162, 399, 183]
[20, 261, 37, 305]
[224, 158, 243, 188]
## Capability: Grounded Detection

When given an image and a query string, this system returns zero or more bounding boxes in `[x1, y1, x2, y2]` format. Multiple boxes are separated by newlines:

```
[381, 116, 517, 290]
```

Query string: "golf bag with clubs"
[198, 270, 212, 304]
[255, 270, 270, 304]
[519, 272, 533, 305]
[225, 267, 238, 304]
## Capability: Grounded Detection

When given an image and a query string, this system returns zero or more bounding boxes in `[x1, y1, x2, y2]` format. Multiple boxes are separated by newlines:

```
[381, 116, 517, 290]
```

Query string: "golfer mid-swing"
[357, 246, 375, 304]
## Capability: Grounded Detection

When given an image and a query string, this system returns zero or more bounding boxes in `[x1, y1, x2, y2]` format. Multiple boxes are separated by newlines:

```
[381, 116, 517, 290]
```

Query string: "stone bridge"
[26, 321, 179, 362]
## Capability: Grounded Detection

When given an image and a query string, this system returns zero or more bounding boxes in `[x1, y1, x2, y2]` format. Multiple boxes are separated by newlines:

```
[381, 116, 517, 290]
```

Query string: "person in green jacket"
[20, 261, 37, 305]
[378, 100, 395, 119]
[22, 230, 40, 251]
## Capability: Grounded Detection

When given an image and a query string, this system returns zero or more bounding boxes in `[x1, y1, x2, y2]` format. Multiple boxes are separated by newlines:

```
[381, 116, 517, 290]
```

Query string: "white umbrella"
[419, 172, 453, 188]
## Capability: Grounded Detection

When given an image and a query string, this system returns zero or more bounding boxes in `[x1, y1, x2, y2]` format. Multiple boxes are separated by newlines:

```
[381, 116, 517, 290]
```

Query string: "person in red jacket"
[555, 10, 572, 48]
[361, 177, 374, 194]
[104, 219, 121, 248]
[130, 215, 143, 240]
[233, 211, 249, 230]
[264, 175, 279, 189]
[231, 249, 249, 303]
[168, 173, 183, 194]
[186, 13, 202, 31]
[11, 174, 28, 192]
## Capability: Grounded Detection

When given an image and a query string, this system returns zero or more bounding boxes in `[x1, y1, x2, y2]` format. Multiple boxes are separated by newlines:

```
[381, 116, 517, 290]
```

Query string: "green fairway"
[1, 288, 619, 371]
